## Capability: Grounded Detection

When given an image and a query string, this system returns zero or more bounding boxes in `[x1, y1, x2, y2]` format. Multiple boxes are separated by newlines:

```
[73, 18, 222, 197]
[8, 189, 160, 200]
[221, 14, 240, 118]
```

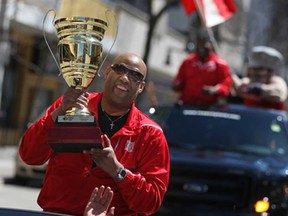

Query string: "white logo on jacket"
[125, 140, 135, 152]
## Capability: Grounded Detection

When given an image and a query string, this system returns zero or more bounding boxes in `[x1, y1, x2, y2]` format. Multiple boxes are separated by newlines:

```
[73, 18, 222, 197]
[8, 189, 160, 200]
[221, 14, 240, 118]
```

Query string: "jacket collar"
[88, 92, 142, 136]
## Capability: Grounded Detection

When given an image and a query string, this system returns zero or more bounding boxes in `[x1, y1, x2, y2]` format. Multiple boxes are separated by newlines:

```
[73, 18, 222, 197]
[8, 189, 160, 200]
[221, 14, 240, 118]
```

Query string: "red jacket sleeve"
[172, 54, 196, 91]
[215, 61, 232, 96]
[19, 97, 63, 165]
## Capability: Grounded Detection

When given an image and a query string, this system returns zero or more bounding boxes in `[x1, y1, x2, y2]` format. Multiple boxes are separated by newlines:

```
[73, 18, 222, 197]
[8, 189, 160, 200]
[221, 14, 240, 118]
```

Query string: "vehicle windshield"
[150, 106, 288, 157]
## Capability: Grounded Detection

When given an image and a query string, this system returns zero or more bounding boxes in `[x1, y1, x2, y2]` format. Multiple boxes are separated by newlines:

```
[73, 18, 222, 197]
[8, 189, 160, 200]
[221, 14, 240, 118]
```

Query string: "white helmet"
[248, 46, 284, 76]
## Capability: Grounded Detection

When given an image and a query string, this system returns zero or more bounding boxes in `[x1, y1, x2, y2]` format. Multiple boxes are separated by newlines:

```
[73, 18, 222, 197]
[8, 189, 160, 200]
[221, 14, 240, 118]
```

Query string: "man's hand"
[83, 135, 123, 180]
[84, 186, 115, 216]
[51, 87, 89, 121]
[61, 87, 89, 112]
[202, 85, 218, 95]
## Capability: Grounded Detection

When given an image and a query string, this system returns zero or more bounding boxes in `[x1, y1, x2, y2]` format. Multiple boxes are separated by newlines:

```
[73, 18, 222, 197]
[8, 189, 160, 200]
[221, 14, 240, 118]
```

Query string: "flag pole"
[194, 0, 220, 54]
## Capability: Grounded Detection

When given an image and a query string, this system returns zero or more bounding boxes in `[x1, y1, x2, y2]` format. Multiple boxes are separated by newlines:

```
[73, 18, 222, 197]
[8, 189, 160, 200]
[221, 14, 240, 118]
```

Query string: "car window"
[150, 106, 288, 157]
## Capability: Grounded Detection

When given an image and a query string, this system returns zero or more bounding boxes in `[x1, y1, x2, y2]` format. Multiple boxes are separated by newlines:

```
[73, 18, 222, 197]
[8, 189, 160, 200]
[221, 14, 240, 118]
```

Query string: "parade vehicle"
[0, 208, 70, 216]
[149, 104, 288, 216]
[14, 151, 47, 186]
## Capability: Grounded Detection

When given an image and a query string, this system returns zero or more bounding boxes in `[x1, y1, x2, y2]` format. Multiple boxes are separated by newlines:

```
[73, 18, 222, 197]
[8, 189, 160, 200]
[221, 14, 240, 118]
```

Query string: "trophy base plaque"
[48, 115, 102, 153]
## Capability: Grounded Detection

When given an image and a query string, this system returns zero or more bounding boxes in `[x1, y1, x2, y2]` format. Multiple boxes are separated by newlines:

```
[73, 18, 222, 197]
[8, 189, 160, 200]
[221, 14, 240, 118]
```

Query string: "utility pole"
[0, 0, 8, 113]
[143, 0, 178, 74]
[0, 0, 8, 42]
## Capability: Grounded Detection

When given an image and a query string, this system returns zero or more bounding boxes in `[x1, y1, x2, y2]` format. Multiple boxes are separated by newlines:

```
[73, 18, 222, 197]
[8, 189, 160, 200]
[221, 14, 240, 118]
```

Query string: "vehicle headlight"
[254, 197, 270, 213]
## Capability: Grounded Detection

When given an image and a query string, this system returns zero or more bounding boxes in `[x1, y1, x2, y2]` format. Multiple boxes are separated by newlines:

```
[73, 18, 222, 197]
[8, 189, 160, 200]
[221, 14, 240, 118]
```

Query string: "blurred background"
[0, 0, 287, 152]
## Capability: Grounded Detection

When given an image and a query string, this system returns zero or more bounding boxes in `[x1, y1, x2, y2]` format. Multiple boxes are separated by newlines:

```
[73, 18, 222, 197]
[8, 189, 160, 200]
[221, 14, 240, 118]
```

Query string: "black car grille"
[162, 163, 253, 213]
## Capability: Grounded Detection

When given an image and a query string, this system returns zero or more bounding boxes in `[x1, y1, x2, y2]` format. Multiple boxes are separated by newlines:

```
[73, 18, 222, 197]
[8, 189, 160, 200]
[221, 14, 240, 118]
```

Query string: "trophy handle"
[97, 9, 118, 77]
[42, 9, 61, 75]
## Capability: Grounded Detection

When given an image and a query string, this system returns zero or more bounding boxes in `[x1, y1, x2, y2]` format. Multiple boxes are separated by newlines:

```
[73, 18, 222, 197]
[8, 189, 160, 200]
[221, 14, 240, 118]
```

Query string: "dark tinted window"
[150, 106, 288, 157]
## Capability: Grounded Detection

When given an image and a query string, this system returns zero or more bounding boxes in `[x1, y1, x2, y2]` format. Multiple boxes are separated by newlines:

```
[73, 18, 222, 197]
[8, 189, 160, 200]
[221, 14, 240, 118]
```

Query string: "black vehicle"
[0, 208, 70, 216]
[149, 104, 288, 216]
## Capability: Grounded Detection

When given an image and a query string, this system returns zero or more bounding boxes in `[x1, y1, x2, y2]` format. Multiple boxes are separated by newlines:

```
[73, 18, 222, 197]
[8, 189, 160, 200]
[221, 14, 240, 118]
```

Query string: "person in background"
[19, 52, 170, 216]
[171, 28, 232, 107]
[84, 186, 115, 216]
[232, 46, 288, 110]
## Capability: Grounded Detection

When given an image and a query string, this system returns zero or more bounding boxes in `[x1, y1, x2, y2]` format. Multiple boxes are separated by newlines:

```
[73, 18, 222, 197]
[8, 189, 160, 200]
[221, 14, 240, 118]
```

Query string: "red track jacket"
[172, 52, 232, 105]
[19, 92, 170, 216]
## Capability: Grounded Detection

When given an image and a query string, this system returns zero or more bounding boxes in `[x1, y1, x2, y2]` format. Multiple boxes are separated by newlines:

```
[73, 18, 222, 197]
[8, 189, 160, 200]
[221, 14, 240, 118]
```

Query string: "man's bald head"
[113, 53, 147, 79]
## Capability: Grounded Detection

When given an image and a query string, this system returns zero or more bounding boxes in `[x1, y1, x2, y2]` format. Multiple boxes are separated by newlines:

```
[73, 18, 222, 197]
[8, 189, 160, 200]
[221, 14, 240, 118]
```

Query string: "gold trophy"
[44, 10, 116, 152]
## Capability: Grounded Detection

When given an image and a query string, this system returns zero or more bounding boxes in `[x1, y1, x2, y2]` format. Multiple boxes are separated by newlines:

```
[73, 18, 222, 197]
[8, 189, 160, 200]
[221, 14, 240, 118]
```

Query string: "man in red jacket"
[19, 53, 170, 216]
[171, 29, 232, 106]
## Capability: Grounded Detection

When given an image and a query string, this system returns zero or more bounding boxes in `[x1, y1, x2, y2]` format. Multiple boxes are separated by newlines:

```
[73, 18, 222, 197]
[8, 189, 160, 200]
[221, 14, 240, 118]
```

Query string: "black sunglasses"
[110, 64, 144, 83]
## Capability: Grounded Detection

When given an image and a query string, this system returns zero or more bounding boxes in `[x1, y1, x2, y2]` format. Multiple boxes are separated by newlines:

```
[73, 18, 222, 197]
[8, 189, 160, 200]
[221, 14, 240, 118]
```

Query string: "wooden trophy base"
[48, 115, 102, 153]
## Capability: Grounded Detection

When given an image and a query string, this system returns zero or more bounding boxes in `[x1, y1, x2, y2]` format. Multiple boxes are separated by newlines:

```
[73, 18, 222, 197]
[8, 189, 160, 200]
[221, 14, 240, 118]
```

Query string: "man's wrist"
[51, 105, 66, 122]
[114, 167, 127, 182]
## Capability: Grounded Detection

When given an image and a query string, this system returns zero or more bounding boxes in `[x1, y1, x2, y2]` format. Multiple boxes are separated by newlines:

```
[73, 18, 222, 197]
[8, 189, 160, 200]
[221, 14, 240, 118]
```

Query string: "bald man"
[19, 53, 170, 216]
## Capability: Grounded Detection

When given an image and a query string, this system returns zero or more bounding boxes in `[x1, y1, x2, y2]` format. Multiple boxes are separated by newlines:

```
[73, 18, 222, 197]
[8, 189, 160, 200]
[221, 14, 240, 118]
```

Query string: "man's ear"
[103, 67, 111, 80]
[138, 81, 145, 93]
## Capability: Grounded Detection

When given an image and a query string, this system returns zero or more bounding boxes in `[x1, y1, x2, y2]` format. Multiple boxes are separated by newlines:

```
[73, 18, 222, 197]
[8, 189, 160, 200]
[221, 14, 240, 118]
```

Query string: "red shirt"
[19, 92, 170, 216]
[243, 97, 285, 110]
[172, 52, 232, 105]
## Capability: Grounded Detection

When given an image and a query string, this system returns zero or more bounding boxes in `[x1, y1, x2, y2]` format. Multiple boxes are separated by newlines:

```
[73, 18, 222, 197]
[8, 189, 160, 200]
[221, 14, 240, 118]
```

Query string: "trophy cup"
[44, 10, 116, 153]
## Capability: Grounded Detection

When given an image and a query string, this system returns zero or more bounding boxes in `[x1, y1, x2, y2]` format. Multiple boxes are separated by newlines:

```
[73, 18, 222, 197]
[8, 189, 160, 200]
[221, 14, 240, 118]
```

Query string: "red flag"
[180, 0, 236, 27]
[180, 0, 197, 15]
